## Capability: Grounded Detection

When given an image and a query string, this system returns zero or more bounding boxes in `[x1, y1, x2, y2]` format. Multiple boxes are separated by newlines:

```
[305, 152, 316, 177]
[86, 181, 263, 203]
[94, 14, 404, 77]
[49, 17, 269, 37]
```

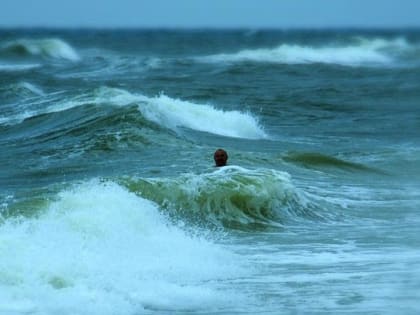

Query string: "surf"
[0, 180, 246, 314]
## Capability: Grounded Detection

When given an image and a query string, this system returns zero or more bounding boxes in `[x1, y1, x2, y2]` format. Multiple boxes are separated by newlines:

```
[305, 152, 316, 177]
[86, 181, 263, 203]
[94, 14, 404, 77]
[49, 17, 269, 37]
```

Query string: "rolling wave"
[92, 87, 267, 139]
[0, 38, 80, 61]
[198, 37, 413, 66]
[0, 87, 266, 140]
[123, 166, 323, 228]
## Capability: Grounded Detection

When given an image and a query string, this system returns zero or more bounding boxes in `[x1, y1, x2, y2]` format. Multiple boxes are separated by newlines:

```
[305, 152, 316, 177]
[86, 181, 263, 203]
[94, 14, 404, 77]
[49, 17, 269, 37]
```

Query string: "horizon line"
[1, 25, 420, 31]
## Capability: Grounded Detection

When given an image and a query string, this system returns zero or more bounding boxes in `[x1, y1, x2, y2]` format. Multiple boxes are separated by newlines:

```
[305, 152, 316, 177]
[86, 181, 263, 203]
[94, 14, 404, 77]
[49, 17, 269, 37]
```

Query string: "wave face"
[123, 166, 322, 228]
[199, 37, 413, 66]
[0, 38, 80, 61]
[0, 180, 245, 314]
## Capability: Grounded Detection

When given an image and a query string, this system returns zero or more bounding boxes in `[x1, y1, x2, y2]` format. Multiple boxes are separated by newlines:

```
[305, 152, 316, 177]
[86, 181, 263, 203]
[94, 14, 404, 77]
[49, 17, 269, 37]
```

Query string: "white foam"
[139, 93, 267, 139]
[199, 37, 412, 66]
[0, 180, 244, 314]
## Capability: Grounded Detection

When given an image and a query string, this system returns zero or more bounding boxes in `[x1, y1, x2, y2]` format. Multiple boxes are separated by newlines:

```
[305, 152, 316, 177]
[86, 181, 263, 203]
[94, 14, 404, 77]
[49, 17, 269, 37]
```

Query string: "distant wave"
[123, 166, 324, 228]
[198, 37, 412, 66]
[0, 38, 80, 61]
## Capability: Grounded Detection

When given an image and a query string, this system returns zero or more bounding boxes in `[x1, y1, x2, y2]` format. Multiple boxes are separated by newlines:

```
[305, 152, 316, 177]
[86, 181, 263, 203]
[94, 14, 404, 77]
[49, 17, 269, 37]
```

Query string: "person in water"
[214, 149, 228, 167]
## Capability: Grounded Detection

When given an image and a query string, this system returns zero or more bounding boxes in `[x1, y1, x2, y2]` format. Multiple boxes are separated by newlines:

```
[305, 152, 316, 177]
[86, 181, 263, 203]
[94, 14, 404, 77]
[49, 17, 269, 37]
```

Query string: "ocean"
[0, 28, 419, 314]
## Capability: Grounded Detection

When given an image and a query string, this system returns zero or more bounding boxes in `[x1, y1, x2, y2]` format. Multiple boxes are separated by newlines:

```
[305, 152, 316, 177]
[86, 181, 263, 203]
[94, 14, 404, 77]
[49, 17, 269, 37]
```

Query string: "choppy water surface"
[1, 29, 419, 314]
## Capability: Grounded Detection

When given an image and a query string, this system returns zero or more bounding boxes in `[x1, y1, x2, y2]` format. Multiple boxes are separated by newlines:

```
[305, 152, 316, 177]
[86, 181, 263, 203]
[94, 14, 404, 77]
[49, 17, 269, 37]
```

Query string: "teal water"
[1, 29, 419, 314]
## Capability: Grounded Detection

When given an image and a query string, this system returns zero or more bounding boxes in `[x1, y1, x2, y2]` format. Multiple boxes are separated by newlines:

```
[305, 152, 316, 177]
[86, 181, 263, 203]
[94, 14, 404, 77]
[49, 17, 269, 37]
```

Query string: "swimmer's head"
[214, 149, 228, 167]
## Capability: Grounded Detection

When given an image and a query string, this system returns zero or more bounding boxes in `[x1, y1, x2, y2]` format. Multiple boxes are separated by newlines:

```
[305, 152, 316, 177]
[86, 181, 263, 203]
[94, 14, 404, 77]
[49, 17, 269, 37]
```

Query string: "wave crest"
[1, 38, 80, 61]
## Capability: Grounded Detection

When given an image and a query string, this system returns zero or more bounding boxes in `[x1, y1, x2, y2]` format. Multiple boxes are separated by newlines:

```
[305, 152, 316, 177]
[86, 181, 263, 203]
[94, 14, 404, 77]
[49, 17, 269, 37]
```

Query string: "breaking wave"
[0, 87, 267, 140]
[0, 38, 80, 61]
[0, 180, 246, 314]
[93, 87, 267, 139]
[199, 37, 414, 67]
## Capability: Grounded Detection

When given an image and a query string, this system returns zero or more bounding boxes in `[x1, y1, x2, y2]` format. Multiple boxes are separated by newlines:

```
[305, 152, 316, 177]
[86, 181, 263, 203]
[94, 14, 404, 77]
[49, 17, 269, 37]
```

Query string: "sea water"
[1, 29, 419, 314]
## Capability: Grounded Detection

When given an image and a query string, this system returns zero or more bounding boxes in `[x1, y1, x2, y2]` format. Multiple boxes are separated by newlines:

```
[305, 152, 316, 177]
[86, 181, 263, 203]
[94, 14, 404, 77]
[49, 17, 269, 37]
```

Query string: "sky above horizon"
[1, 0, 420, 29]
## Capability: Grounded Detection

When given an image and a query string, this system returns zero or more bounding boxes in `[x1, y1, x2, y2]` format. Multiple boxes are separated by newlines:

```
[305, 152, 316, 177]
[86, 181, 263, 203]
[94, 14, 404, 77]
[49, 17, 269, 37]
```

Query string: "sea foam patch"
[0, 180, 245, 314]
